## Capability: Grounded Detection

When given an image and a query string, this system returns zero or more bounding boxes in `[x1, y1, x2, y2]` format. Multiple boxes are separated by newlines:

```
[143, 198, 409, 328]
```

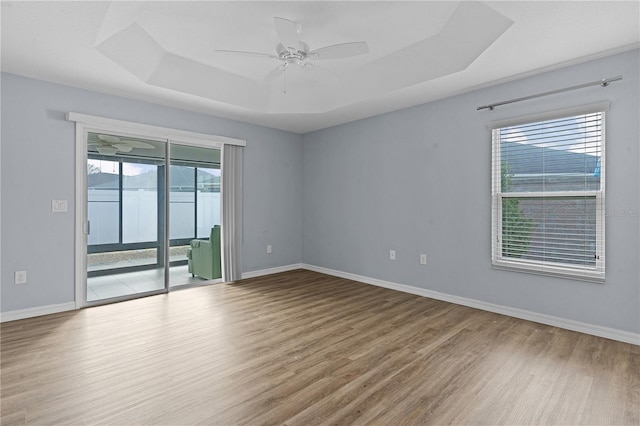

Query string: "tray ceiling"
[2, 1, 639, 133]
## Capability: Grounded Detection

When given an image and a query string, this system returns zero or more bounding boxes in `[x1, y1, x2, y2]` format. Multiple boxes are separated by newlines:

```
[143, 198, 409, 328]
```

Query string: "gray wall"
[1, 73, 303, 312]
[302, 49, 640, 334]
[2, 49, 638, 335]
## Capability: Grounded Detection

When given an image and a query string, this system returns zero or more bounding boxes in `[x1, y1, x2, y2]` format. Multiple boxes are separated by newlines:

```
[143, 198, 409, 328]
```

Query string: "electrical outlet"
[389, 250, 396, 260]
[420, 254, 427, 265]
[14, 271, 27, 284]
[267, 244, 272, 254]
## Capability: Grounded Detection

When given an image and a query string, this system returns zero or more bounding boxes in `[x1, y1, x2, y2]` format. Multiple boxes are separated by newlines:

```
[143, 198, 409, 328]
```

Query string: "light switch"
[52, 200, 68, 212]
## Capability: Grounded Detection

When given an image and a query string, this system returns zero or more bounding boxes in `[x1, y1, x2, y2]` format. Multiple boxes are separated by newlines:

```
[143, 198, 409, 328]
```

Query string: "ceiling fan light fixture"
[96, 145, 118, 155]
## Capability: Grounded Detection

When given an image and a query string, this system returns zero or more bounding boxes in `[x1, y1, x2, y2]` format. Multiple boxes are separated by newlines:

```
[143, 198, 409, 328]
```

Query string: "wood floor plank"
[1, 269, 638, 425]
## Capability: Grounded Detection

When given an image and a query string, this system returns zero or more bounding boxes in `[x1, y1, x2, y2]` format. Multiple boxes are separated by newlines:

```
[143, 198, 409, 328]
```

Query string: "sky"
[502, 112, 602, 157]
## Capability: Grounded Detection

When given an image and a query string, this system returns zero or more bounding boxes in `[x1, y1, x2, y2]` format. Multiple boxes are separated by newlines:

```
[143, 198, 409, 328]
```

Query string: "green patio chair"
[187, 225, 222, 280]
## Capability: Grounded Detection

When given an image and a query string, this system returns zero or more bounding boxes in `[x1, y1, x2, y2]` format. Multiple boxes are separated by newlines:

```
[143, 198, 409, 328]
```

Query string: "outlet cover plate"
[52, 199, 68, 212]
[14, 271, 27, 284]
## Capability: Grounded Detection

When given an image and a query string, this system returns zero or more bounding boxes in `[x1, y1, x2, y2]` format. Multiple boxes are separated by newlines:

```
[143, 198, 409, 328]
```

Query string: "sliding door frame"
[167, 139, 223, 289]
[69, 113, 245, 309]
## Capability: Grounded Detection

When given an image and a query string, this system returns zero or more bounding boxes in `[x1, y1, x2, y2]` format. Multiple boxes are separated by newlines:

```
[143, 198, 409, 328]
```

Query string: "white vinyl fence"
[88, 189, 220, 246]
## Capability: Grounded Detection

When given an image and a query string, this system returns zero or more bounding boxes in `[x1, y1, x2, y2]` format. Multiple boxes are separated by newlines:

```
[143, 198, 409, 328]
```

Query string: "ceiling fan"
[216, 17, 369, 85]
[89, 134, 155, 155]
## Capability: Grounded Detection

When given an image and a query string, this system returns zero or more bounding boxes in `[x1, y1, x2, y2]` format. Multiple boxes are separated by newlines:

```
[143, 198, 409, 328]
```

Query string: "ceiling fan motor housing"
[276, 42, 310, 66]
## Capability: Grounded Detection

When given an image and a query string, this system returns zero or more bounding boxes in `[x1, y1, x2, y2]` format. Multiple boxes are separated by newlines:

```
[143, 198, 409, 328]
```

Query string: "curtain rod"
[477, 75, 623, 111]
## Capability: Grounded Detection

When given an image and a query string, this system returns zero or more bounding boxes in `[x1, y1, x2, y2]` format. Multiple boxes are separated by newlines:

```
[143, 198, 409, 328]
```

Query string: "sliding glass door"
[168, 144, 221, 288]
[86, 132, 168, 303]
[84, 132, 222, 305]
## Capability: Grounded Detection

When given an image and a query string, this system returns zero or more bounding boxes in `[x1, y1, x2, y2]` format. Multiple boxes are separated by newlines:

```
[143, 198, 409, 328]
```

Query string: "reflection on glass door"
[86, 132, 167, 303]
[169, 144, 222, 288]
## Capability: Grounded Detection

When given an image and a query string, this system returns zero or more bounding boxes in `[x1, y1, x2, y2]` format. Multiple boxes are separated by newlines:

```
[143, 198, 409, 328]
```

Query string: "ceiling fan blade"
[97, 134, 121, 143]
[118, 140, 156, 149]
[216, 49, 278, 60]
[310, 42, 369, 60]
[274, 17, 301, 50]
[114, 144, 133, 153]
[259, 66, 285, 85]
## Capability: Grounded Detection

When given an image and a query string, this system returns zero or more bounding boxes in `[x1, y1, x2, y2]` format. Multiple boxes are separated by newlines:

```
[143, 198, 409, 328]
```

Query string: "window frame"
[490, 104, 607, 283]
[88, 157, 221, 250]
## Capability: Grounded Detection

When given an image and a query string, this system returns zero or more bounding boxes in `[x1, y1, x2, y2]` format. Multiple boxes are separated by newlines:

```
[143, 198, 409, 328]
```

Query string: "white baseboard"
[241, 263, 303, 280]
[1, 302, 77, 323]
[4, 265, 637, 346]
[1, 264, 305, 322]
[301, 263, 640, 346]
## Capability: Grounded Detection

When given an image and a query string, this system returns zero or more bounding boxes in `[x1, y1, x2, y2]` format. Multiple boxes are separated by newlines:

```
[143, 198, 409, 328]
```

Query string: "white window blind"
[491, 109, 605, 282]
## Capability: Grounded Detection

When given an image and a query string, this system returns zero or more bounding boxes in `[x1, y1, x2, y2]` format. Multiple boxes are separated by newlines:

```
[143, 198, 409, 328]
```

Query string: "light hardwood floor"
[1, 269, 638, 425]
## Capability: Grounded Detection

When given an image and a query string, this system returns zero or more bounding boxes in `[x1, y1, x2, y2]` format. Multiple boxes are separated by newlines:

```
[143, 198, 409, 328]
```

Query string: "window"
[89, 159, 221, 249]
[169, 165, 196, 240]
[168, 165, 221, 240]
[196, 167, 221, 238]
[87, 159, 120, 245]
[88, 158, 160, 247]
[168, 144, 221, 243]
[491, 107, 606, 281]
[122, 162, 158, 244]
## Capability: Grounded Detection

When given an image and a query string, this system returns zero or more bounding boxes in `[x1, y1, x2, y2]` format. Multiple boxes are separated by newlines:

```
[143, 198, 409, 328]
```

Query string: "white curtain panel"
[222, 144, 244, 281]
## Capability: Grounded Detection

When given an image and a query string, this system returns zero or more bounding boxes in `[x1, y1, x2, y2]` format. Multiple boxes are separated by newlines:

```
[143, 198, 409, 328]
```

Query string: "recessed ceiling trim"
[3, 1, 638, 133]
[93, 2, 513, 115]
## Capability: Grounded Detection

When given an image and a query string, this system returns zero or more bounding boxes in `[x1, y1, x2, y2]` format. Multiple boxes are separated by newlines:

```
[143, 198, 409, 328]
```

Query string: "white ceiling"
[2, 1, 639, 133]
